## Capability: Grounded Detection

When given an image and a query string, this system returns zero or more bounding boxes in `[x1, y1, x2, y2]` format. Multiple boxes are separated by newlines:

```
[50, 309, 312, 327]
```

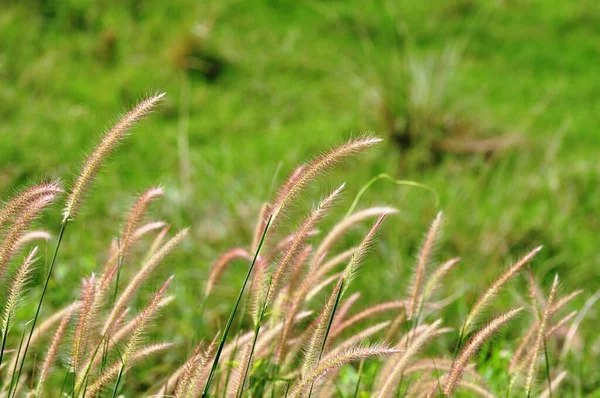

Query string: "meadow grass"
[1, 0, 599, 395]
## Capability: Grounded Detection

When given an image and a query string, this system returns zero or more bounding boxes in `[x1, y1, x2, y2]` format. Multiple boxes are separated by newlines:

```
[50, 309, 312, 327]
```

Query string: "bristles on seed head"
[463, 246, 542, 333]
[407, 212, 443, 320]
[525, 274, 559, 395]
[0, 181, 63, 227]
[62, 93, 165, 223]
[267, 184, 344, 305]
[270, 136, 382, 223]
[290, 344, 398, 398]
[340, 214, 386, 295]
[444, 308, 523, 395]
[0, 194, 57, 280]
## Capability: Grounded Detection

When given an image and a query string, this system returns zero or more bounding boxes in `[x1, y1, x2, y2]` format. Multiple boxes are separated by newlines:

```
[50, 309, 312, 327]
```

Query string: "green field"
[1, 0, 599, 395]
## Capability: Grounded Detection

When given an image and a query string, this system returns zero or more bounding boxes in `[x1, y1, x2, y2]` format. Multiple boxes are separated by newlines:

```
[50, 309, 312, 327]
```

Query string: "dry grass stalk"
[444, 308, 523, 395]
[463, 246, 541, 333]
[525, 274, 559, 395]
[62, 93, 164, 222]
[270, 136, 382, 222]
[407, 212, 443, 320]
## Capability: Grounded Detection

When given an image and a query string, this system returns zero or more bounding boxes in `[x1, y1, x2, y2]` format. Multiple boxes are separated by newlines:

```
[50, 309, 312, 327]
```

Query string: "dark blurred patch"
[169, 32, 228, 83]
[94, 29, 118, 66]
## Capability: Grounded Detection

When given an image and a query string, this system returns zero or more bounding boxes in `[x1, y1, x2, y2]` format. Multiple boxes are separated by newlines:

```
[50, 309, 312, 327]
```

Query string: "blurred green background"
[1, 0, 599, 394]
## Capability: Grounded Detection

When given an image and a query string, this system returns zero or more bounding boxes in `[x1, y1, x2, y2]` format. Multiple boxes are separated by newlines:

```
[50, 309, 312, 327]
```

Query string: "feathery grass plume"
[0, 247, 38, 366]
[340, 214, 387, 295]
[226, 342, 252, 398]
[305, 272, 342, 302]
[62, 93, 165, 223]
[525, 274, 559, 396]
[147, 224, 171, 259]
[14, 231, 52, 250]
[546, 311, 577, 338]
[70, 274, 98, 374]
[463, 246, 541, 333]
[0, 182, 63, 228]
[111, 296, 174, 348]
[403, 358, 484, 383]
[322, 321, 390, 362]
[186, 338, 219, 397]
[275, 257, 335, 362]
[252, 202, 271, 252]
[86, 278, 173, 395]
[313, 207, 398, 267]
[5, 301, 81, 379]
[509, 320, 539, 374]
[102, 229, 187, 335]
[375, 319, 442, 397]
[509, 289, 581, 373]
[444, 308, 523, 395]
[165, 332, 220, 397]
[286, 245, 313, 305]
[119, 187, 164, 259]
[375, 326, 452, 392]
[314, 247, 356, 281]
[259, 228, 320, 269]
[86, 342, 173, 396]
[121, 276, 173, 364]
[33, 307, 74, 397]
[407, 212, 443, 320]
[422, 257, 460, 302]
[550, 289, 582, 315]
[527, 267, 546, 316]
[269, 136, 382, 222]
[133, 221, 167, 240]
[539, 370, 567, 398]
[290, 344, 398, 398]
[204, 248, 252, 297]
[172, 342, 204, 397]
[267, 184, 344, 305]
[423, 377, 495, 398]
[330, 300, 409, 339]
[0, 194, 57, 280]
[301, 279, 343, 378]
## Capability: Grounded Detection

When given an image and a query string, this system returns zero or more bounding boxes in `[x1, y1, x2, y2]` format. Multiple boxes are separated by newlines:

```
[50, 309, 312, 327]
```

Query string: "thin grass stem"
[201, 215, 272, 397]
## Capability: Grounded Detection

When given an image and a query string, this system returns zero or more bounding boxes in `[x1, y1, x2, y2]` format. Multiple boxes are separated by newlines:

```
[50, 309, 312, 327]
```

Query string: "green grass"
[1, 0, 599, 394]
